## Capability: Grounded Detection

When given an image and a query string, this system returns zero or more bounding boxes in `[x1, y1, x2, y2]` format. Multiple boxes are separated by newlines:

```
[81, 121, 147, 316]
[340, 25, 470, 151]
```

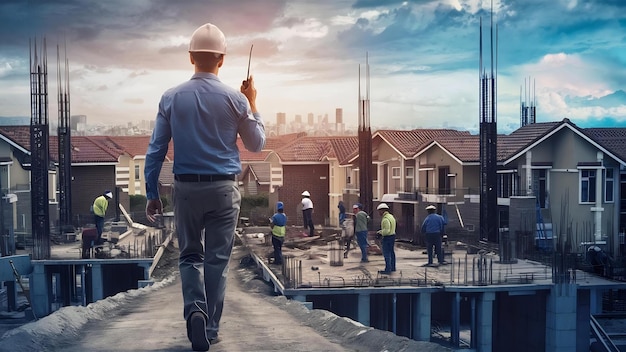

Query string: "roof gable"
[503, 119, 626, 166]
[374, 129, 472, 158]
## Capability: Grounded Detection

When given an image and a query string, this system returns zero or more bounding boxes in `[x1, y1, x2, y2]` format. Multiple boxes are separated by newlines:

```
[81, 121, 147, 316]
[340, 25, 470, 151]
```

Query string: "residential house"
[500, 119, 626, 258]
[346, 129, 472, 241]
[0, 126, 120, 237]
[267, 135, 358, 228]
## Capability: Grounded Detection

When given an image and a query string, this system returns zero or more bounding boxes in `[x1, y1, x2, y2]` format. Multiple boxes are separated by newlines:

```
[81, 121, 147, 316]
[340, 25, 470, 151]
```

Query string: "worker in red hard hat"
[144, 22, 265, 352]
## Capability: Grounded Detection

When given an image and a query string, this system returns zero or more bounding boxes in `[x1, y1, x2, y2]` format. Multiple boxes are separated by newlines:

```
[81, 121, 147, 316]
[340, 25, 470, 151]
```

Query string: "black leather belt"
[174, 174, 236, 182]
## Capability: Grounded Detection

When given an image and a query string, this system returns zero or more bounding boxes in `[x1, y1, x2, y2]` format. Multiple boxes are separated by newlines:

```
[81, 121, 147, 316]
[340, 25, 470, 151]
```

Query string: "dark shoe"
[439, 261, 449, 265]
[360, 259, 369, 263]
[426, 263, 438, 267]
[189, 312, 209, 351]
[378, 270, 391, 275]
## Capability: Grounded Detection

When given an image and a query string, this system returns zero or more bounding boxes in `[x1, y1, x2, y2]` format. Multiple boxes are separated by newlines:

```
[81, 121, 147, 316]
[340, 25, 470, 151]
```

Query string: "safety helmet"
[276, 201, 284, 210]
[426, 205, 437, 210]
[104, 190, 113, 199]
[377, 203, 389, 210]
[301, 191, 310, 197]
[189, 23, 227, 54]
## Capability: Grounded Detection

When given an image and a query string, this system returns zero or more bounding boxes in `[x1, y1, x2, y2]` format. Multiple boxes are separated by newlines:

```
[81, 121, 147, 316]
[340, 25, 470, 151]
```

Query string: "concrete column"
[4, 280, 16, 311]
[477, 291, 495, 352]
[589, 288, 603, 315]
[546, 283, 577, 352]
[451, 292, 460, 347]
[392, 293, 397, 334]
[525, 151, 532, 196]
[29, 263, 50, 317]
[594, 152, 604, 242]
[138, 263, 151, 281]
[357, 292, 370, 326]
[91, 263, 104, 302]
[411, 292, 431, 341]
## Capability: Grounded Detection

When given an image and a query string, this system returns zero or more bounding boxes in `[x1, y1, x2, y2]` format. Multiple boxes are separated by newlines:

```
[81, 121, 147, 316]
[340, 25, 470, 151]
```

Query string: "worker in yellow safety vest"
[92, 190, 113, 245]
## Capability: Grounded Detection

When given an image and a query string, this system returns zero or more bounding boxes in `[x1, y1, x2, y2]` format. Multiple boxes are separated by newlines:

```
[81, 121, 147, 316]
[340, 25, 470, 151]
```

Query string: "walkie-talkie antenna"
[246, 44, 254, 79]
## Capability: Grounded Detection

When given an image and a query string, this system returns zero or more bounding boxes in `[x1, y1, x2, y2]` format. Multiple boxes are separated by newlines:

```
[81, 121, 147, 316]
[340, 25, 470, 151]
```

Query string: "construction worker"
[269, 201, 287, 265]
[144, 22, 265, 352]
[92, 190, 113, 245]
[301, 191, 314, 237]
[353, 203, 370, 263]
[376, 203, 396, 274]
[421, 204, 448, 267]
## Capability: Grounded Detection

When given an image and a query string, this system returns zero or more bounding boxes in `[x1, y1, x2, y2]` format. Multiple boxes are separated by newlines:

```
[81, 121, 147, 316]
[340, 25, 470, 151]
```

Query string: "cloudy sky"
[0, 0, 625, 134]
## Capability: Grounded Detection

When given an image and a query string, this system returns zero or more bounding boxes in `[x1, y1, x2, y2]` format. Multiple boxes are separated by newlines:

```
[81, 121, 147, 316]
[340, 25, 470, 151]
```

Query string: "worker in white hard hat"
[144, 22, 265, 352]
[421, 204, 448, 267]
[301, 191, 315, 237]
[376, 203, 396, 274]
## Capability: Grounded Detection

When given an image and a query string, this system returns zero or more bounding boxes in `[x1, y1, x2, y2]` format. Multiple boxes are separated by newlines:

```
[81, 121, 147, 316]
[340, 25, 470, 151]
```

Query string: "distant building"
[70, 115, 87, 134]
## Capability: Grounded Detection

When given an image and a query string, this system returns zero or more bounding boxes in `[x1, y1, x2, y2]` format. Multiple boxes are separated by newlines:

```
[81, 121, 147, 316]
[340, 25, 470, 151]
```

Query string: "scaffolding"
[358, 53, 373, 216]
[478, 14, 499, 243]
[30, 38, 51, 260]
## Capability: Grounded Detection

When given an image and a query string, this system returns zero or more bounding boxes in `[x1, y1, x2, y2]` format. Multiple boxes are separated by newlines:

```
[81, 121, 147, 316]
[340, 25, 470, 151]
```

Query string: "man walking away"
[144, 23, 265, 352]
[376, 203, 396, 274]
[301, 191, 314, 237]
[421, 204, 448, 266]
[92, 190, 113, 245]
[270, 201, 287, 265]
[353, 203, 370, 263]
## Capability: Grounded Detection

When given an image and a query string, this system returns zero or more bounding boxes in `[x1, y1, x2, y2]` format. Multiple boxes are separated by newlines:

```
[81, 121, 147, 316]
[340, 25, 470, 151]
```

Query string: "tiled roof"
[49, 136, 119, 163]
[265, 132, 306, 150]
[498, 121, 561, 157]
[434, 135, 481, 162]
[89, 136, 174, 161]
[583, 128, 626, 163]
[0, 126, 31, 151]
[0, 126, 120, 163]
[375, 129, 472, 158]
[329, 137, 359, 164]
[275, 136, 356, 162]
[249, 163, 271, 183]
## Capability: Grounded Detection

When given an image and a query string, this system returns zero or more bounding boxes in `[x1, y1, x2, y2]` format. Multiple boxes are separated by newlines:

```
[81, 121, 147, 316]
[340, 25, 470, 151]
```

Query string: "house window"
[134, 165, 140, 180]
[392, 167, 401, 178]
[580, 169, 596, 203]
[605, 168, 614, 203]
[498, 172, 518, 198]
[532, 169, 548, 208]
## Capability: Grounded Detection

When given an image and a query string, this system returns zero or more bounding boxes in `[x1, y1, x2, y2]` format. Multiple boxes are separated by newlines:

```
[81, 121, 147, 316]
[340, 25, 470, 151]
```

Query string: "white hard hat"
[301, 191, 310, 197]
[377, 203, 389, 210]
[189, 23, 227, 54]
[426, 205, 437, 210]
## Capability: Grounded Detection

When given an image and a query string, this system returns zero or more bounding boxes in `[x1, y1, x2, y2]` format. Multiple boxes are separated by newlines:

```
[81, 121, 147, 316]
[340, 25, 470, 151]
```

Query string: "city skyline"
[0, 0, 625, 134]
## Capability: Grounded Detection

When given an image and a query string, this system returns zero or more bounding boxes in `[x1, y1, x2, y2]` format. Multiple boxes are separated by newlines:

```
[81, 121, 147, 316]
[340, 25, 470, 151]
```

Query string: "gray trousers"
[174, 179, 240, 340]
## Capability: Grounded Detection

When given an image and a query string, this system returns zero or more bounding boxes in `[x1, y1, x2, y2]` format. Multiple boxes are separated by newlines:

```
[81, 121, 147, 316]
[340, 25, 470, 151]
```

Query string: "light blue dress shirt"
[145, 72, 265, 200]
